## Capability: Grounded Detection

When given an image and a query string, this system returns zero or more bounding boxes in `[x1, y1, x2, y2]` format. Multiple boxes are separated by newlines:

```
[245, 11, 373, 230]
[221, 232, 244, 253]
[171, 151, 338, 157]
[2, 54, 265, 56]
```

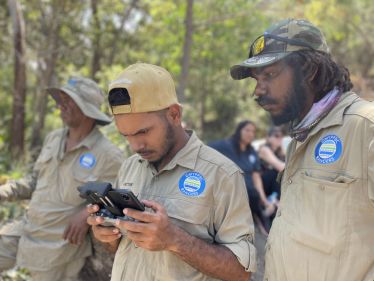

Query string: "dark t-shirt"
[260, 144, 284, 199]
[208, 139, 261, 192]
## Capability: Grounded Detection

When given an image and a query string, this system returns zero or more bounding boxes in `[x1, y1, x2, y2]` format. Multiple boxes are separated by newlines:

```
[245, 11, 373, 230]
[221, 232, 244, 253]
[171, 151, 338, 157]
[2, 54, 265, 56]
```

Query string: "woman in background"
[209, 120, 273, 234]
[259, 127, 286, 199]
[258, 127, 286, 227]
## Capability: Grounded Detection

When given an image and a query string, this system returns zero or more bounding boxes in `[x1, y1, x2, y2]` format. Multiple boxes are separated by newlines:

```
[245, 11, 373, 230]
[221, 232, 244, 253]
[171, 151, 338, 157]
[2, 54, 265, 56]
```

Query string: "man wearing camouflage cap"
[0, 77, 124, 280]
[87, 63, 257, 281]
[231, 18, 374, 281]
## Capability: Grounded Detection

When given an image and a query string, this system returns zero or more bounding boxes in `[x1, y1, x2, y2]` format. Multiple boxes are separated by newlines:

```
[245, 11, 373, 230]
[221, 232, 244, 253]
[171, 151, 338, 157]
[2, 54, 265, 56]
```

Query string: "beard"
[256, 70, 308, 125]
[149, 120, 176, 168]
[271, 82, 306, 125]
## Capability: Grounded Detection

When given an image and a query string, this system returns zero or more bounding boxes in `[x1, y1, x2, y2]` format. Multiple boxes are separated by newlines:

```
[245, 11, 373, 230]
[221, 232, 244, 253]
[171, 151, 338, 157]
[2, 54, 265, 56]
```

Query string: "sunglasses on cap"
[248, 32, 315, 58]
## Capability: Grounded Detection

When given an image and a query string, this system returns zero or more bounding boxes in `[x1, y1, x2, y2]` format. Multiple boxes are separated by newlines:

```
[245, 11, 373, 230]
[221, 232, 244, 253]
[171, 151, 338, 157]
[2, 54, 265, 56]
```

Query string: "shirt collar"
[163, 130, 202, 171]
[62, 126, 102, 151]
[79, 126, 102, 149]
[142, 130, 202, 173]
[305, 91, 360, 139]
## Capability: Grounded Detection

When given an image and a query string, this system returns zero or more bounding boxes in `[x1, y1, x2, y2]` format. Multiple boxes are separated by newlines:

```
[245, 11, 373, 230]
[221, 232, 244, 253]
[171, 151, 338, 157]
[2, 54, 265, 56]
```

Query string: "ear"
[307, 64, 318, 84]
[166, 104, 182, 124]
[306, 64, 320, 102]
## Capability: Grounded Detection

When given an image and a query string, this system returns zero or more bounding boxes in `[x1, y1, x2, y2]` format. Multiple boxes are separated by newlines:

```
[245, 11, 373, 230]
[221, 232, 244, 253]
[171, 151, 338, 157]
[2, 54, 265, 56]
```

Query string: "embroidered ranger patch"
[314, 135, 342, 164]
[79, 153, 96, 169]
[178, 172, 206, 197]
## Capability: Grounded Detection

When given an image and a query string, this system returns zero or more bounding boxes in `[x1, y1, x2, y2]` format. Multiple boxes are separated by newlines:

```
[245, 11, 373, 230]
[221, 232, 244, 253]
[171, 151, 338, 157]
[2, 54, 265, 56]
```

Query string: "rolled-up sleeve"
[213, 168, 257, 272]
[0, 172, 37, 202]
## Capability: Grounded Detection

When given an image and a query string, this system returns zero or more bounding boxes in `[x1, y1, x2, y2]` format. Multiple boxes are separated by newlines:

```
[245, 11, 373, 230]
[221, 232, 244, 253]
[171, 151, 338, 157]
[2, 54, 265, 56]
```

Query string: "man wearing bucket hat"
[86, 63, 257, 281]
[231, 18, 374, 281]
[0, 77, 123, 280]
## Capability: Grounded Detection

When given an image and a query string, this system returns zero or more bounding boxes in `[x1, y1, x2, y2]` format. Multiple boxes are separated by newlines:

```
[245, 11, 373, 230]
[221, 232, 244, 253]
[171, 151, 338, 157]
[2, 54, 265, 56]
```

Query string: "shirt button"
[277, 210, 282, 217]
[288, 178, 292, 184]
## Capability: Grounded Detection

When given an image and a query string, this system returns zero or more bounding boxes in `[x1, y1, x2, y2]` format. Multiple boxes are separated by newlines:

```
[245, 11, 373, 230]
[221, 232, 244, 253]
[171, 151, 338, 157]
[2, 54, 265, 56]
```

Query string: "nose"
[128, 137, 145, 153]
[253, 79, 267, 97]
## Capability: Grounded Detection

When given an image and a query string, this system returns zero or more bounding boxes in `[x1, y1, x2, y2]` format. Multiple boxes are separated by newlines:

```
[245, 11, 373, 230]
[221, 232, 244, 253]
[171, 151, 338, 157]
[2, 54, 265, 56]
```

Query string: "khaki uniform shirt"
[0, 127, 123, 271]
[111, 132, 256, 281]
[264, 92, 374, 281]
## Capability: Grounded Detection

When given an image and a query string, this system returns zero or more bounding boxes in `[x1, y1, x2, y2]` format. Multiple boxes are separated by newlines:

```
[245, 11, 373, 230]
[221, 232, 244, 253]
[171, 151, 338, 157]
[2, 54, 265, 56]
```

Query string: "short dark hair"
[284, 50, 353, 101]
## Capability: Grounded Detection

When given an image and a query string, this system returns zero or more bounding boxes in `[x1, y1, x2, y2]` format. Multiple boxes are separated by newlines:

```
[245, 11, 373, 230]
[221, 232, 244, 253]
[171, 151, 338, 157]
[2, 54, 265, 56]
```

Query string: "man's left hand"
[63, 208, 90, 245]
[118, 199, 179, 251]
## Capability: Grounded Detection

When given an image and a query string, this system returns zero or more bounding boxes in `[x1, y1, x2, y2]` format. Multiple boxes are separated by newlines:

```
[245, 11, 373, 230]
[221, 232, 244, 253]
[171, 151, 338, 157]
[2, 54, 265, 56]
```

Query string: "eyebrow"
[120, 127, 151, 137]
[251, 67, 265, 77]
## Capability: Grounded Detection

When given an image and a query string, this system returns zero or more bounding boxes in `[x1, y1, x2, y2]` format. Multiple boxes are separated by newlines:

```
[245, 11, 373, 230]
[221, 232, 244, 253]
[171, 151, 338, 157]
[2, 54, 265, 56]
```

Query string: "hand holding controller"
[78, 181, 144, 227]
[96, 209, 136, 227]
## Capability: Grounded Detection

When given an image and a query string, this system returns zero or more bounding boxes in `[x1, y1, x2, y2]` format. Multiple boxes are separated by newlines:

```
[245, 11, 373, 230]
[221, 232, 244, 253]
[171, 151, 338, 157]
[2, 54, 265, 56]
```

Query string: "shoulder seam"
[344, 100, 374, 123]
[197, 154, 241, 177]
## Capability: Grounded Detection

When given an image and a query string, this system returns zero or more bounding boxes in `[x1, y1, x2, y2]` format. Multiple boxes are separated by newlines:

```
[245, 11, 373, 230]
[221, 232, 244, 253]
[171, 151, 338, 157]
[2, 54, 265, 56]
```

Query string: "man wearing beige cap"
[87, 63, 257, 281]
[0, 77, 123, 280]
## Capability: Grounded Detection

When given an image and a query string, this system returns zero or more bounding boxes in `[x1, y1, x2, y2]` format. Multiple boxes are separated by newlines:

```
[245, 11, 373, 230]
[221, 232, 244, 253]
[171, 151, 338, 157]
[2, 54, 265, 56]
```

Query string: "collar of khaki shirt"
[301, 91, 360, 142]
[61, 126, 101, 150]
[143, 130, 202, 173]
[58, 126, 102, 159]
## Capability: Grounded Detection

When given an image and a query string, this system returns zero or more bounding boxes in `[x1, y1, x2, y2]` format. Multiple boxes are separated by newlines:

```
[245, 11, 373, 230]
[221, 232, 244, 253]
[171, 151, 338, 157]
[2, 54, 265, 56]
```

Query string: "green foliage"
[0, 202, 27, 222]
[0, 1, 373, 279]
[0, 267, 31, 281]
[1, 0, 373, 166]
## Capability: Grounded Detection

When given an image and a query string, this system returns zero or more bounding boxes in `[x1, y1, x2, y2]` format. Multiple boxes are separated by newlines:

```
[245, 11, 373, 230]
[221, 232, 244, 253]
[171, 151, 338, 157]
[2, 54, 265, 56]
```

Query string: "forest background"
[1, 0, 374, 172]
[0, 0, 374, 279]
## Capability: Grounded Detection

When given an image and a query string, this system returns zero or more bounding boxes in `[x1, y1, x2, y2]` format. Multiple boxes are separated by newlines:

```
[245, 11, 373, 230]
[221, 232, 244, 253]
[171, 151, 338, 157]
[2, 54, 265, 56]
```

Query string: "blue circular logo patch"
[249, 154, 256, 164]
[79, 153, 96, 169]
[178, 172, 206, 197]
[314, 135, 342, 164]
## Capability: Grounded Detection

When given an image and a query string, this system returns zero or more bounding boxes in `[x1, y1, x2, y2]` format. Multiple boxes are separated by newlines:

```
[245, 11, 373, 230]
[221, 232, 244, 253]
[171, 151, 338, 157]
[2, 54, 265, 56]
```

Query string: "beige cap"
[108, 63, 179, 115]
[47, 77, 112, 125]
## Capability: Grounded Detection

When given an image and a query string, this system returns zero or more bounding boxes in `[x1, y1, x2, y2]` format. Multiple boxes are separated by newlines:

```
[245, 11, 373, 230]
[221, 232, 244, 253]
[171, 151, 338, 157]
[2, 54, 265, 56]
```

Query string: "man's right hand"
[86, 204, 122, 252]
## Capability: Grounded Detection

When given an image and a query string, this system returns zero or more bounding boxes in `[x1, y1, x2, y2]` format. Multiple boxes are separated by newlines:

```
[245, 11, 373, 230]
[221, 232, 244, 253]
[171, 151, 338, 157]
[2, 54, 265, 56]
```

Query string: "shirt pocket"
[62, 169, 99, 206]
[293, 172, 356, 253]
[164, 198, 212, 240]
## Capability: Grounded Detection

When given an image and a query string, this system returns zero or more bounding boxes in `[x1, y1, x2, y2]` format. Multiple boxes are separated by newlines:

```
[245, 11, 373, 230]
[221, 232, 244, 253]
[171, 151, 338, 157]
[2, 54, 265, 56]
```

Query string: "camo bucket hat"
[230, 18, 329, 80]
[47, 77, 112, 126]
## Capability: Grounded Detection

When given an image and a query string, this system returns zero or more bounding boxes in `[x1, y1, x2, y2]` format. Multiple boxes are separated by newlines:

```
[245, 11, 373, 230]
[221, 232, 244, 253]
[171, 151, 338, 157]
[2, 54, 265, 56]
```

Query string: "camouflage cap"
[46, 77, 112, 125]
[230, 18, 329, 80]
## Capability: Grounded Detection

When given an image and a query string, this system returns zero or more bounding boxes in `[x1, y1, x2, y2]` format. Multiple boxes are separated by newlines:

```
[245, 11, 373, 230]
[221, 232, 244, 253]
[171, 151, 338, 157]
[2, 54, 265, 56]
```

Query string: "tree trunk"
[90, 0, 101, 81]
[177, 0, 194, 103]
[30, 0, 62, 152]
[8, 0, 27, 159]
[107, 0, 139, 66]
